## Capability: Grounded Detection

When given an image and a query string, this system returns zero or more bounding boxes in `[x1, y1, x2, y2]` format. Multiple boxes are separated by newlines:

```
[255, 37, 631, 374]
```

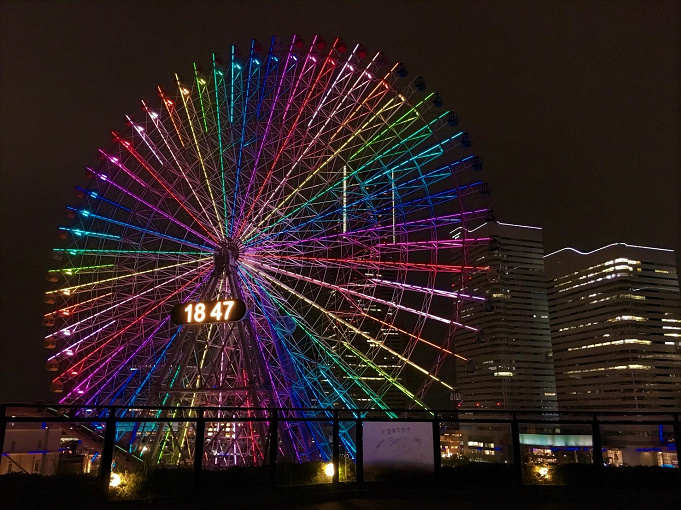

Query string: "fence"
[1, 403, 679, 499]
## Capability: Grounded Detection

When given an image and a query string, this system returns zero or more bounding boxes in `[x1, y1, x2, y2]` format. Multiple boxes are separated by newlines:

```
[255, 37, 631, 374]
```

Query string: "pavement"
[108, 483, 681, 510]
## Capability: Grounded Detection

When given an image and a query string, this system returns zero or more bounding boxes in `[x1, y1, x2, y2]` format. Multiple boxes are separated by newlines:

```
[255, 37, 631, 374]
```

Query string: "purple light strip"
[122, 270, 214, 408]
[233, 36, 313, 238]
[247, 208, 489, 251]
[372, 237, 491, 249]
[236, 267, 304, 463]
[83, 313, 173, 407]
[60, 265, 212, 402]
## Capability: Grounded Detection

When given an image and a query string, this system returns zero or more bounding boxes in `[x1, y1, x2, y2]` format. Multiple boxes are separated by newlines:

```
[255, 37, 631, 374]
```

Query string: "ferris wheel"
[44, 35, 491, 467]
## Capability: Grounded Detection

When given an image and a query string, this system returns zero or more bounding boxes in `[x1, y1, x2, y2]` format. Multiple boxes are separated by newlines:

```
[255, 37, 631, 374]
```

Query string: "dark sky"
[1, 0, 679, 402]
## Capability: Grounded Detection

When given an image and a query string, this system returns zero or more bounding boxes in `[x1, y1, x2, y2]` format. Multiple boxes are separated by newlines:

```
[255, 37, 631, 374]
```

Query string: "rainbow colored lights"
[45, 34, 491, 469]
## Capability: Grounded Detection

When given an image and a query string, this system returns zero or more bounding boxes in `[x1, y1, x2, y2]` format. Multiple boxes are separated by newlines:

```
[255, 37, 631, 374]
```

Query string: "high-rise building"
[455, 221, 557, 412]
[327, 266, 407, 411]
[544, 243, 681, 412]
[324, 171, 408, 411]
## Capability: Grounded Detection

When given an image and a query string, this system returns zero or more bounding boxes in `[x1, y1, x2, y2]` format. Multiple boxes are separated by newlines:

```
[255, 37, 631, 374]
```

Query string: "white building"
[1, 423, 61, 475]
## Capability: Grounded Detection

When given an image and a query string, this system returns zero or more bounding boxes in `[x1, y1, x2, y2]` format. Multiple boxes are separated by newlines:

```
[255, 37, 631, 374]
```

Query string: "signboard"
[170, 299, 247, 325]
[363, 421, 434, 481]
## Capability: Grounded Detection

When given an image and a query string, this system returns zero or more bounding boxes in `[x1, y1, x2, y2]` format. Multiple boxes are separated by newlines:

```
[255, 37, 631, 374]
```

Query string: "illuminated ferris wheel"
[44, 35, 491, 467]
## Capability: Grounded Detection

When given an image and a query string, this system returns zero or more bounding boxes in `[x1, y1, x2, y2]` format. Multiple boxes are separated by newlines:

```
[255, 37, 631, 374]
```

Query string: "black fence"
[1, 403, 679, 499]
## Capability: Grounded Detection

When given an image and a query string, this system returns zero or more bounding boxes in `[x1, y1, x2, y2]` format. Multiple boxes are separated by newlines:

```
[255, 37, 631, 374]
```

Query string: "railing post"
[355, 417, 364, 485]
[432, 412, 441, 476]
[510, 412, 523, 486]
[0, 404, 6, 455]
[332, 409, 339, 485]
[193, 408, 205, 491]
[268, 410, 278, 488]
[591, 413, 603, 468]
[98, 407, 117, 500]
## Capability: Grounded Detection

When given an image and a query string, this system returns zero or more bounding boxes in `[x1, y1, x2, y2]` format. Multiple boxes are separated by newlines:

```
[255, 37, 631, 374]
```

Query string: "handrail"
[1, 403, 679, 503]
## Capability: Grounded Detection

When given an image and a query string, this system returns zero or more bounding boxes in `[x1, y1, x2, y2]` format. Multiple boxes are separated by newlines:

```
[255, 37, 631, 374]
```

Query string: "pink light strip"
[234, 36, 301, 233]
[246, 253, 486, 273]
[235, 35, 332, 238]
[57, 265, 212, 398]
[87, 168, 217, 247]
[248, 209, 489, 251]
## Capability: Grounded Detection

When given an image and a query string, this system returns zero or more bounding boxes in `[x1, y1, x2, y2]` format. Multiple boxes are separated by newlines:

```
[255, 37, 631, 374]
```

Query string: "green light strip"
[213, 53, 229, 234]
[193, 62, 210, 133]
[176, 74, 224, 237]
[257, 262, 455, 390]
[46, 258, 211, 295]
[48, 264, 114, 275]
[52, 248, 211, 256]
[246, 94, 400, 238]
[349, 93, 434, 160]
[59, 227, 120, 240]
[239, 265, 393, 415]
[156, 363, 186, 463]
[248, 93, 442, 243]
[280, 304, 395, 416]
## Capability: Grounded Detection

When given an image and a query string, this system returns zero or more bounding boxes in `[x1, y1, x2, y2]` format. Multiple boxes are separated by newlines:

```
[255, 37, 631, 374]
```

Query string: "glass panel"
[522, 420, 593, 485]
[276, 419, 332, 486]
[1, 406, 104, 505]
[600, 422, 677, 468]
[339, 420, 356, 483]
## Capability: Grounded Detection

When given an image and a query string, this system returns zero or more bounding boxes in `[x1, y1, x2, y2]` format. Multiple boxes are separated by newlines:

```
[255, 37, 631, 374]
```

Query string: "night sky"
[1, 0, 678, 402]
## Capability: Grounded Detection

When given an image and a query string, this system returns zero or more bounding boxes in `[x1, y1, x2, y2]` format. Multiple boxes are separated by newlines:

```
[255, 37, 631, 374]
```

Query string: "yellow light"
[532, 464, 553, 482]
[110, 472, 122, 487]
[324, 462, 334, 477]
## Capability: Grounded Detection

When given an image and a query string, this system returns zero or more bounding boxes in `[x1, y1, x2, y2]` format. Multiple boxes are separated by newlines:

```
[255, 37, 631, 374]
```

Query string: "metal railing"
[1, 403, 679, 498]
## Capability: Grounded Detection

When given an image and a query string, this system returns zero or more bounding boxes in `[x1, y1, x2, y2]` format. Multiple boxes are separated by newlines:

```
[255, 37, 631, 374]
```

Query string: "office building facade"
[455, 222, 557, 412]
[544, 243, 681, 411]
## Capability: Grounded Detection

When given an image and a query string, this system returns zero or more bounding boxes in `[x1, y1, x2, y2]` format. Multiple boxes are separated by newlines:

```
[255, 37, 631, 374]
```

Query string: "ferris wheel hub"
[214, 238, 241, 273]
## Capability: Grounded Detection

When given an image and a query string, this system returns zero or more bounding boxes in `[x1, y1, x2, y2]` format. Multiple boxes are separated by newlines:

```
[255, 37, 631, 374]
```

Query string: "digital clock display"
[170, 299, 247, 325]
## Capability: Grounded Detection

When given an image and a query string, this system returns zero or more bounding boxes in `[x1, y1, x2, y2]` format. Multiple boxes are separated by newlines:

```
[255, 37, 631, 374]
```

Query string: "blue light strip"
[229, 41, 259, 237]
[67, 207, 215, 251]
[75, 186, 131, 212]
[237, 269, 327, 460]
[377, 180, 482, 214]
[59, 227, 120, 240]
[238, 267, 363, 458]
[255, 36, 279, 119]
[245, 129, 463, 246]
